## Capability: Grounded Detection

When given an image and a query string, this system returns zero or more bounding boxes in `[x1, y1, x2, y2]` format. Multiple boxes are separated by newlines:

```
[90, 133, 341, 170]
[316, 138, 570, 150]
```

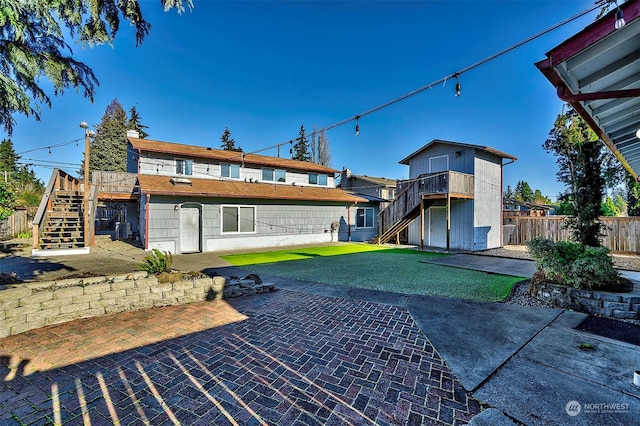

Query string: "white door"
[180, 206, 200, 253]
[429, 206, 446, 248]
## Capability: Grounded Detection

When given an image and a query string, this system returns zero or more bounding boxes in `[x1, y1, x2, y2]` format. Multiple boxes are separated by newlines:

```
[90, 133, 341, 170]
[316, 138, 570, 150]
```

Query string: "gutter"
[501, 158, 516, 247]
[347, 201, 358, 241]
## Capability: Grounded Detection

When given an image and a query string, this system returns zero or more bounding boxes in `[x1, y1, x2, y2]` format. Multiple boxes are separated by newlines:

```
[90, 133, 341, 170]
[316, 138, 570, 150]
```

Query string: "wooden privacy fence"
[503, 216, 640, 253]
[0, 208, 29, 239]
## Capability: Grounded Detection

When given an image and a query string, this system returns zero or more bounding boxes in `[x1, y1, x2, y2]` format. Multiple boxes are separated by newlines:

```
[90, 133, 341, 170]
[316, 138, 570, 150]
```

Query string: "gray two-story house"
[127, 137, 367, 253]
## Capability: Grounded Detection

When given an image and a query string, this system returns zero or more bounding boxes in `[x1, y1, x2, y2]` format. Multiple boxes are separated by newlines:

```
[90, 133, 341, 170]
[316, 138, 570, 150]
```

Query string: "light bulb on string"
[615, 6, 625, 29]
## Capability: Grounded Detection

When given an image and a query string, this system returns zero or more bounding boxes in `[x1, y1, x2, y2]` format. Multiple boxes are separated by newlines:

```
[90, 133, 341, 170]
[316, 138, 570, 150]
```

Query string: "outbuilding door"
[429, 206, 446, 248]
[180, 206, 201, 253]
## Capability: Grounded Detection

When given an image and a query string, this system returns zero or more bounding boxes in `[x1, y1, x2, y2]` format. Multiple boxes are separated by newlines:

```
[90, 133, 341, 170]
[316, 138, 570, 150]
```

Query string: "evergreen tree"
[0, 0, 192, 135]
[626, 173, 640, 216]
[293, 125, 310, 162]
[504, 185, 514, 199]
[543, 106, 606, 246]
[127, 106, 149, 139]
[220, 127, 242, 152]
[0, 139, 43, 207]
[317, 129, 331, 167]
[514, 180, 534, 203]
[84, 99, 128, 177]
[0, 139, 19, 178]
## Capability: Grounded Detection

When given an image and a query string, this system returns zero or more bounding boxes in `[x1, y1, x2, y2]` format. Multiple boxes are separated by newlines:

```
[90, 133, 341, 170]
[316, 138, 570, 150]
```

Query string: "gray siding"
[407, 144, 474, 178]
[132, 147, 335, 187]
[143, 196, 358, 253]
[473, 151, 503, 250]
[406, 201, 474, 250]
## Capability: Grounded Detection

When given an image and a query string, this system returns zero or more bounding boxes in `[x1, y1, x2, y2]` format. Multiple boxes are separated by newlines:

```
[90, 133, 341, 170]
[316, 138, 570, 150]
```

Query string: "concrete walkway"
[1, 251, 639, 425]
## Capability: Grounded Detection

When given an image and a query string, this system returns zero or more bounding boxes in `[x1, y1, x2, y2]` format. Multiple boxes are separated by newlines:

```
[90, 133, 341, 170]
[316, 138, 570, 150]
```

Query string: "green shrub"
[17, 231, 32, 239]
[526, 237, 628, 292]
[137, 249, 173, 274]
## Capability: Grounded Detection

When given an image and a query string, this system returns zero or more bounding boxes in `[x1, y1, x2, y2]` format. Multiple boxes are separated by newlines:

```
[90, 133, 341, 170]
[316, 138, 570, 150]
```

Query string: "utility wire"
[246, 1, 603, 157]
[16, 2, 603, 169]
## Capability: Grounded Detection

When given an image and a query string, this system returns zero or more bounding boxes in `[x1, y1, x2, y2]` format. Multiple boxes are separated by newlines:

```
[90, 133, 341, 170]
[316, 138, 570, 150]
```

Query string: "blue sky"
[9, 0, 603, 200]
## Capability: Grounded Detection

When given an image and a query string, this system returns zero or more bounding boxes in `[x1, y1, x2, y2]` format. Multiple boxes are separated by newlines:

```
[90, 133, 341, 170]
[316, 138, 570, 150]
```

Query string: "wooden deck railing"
[92, 171, 139, 195]
[379, 171, 474, 239]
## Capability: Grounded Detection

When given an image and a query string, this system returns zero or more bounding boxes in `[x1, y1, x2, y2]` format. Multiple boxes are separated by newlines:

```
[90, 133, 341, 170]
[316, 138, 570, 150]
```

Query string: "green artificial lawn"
[221, 244, 524, 302]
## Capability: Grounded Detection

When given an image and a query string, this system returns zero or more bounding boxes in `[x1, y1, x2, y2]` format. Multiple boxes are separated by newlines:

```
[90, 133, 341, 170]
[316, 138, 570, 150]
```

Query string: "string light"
[614, 1, 625, 29]
[355, 116, 360, 136]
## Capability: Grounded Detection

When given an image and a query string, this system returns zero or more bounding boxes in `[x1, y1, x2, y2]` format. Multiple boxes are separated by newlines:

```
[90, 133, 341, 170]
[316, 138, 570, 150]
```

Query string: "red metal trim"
[556, 86, 640, 102]
[544, 0, 640, 65]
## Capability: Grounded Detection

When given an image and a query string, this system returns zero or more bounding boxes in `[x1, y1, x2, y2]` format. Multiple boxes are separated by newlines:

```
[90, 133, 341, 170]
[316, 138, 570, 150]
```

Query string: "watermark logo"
[565, 400, 630, 416]
[566, 400, 581, 416]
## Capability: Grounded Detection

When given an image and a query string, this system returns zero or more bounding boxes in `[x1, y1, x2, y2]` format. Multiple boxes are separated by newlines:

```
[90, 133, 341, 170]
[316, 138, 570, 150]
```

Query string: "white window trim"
[221, 163, 240, 179]
[429, 155, 449, 173]
[309, 172, 328, 186]
[355, 207, 375, 229]
[262, 168, 287, 183]
[221, 204, 257, 234]
[175, 158, 193, 176]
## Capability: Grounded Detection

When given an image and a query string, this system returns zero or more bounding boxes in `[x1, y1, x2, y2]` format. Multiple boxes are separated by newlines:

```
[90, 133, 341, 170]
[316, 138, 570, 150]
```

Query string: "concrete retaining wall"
[0, 272, 226, 339]
[535, 282, 640, 320]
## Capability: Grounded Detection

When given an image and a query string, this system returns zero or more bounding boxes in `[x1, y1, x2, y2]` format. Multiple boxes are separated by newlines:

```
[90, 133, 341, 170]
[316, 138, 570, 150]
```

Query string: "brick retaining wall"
[0, 272, 226, 339]
[535, 282, 640, 320]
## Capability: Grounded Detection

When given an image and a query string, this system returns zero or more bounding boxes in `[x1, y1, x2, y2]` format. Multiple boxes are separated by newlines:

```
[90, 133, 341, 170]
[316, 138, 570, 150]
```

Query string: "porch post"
[420, 199, 424, 249]
[446, 194, 451, 253]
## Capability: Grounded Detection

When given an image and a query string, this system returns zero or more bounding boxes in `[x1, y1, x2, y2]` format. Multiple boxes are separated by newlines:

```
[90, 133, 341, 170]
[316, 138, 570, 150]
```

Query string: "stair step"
[38, 242, 85, 250]
[41, 231, 82, 238]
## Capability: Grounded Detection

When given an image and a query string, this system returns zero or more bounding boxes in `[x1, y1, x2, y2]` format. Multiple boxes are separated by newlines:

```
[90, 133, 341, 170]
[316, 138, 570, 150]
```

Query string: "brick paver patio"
[0, 289, 483, 425]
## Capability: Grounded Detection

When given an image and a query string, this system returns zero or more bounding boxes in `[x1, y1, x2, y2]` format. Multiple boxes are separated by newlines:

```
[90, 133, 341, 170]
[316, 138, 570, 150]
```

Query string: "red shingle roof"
[137, 174, 367, 203]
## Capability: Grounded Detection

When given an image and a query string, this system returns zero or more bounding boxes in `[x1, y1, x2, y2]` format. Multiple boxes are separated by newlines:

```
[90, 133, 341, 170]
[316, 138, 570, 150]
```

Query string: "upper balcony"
[92, 171, 139, 200]
[396, 171, 474, 199]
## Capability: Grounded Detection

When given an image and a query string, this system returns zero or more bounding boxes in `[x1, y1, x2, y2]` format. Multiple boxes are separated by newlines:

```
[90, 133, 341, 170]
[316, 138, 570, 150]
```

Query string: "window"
[221, 163, 240, 179]
[222, 205, 255, 233]
[356, 207, 374, 228]
[262, 168, 286, 182]
[176, 159, 193, 176]
[309, 173, 328, 185]
[429, 155, 449, 173]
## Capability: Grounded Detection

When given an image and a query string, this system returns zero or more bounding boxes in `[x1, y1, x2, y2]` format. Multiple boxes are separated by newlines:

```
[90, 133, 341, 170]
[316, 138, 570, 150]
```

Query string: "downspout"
[501, 158, 516, 247]
[144, 193, 150, 250]
[348, 201, 358, 242]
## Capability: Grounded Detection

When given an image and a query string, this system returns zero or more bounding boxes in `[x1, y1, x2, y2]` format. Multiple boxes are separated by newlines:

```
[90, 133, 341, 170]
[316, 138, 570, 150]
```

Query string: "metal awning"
[536, 0, 640, 180]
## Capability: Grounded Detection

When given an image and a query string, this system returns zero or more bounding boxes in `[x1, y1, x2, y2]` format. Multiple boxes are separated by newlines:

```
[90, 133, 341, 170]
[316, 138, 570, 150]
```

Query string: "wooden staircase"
[376, 171, 475, 245]
[37, 191, 85, 250]
[376, 206, 420, 244]
[377, 179, 424, 244]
